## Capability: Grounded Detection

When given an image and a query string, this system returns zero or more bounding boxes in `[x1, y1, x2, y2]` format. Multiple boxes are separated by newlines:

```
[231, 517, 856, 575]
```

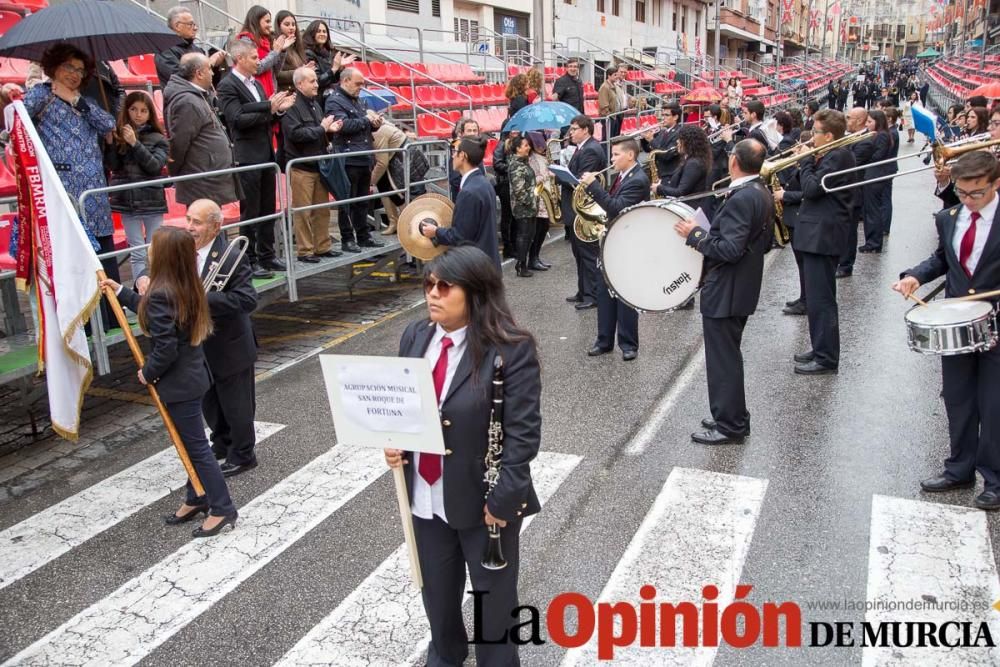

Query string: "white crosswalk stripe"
[0, 421, 285, 591]
[864, 495, 1000, 666]
[274, 451, 582, 667]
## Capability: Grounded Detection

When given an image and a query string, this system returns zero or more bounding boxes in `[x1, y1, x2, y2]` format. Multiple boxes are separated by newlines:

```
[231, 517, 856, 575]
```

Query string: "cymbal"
[416, 191, 454, 210]
[398, 195, 454, 261]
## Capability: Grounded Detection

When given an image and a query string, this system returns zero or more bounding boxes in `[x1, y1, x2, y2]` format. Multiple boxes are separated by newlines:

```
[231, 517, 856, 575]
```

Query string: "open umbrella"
[503, 101, 580, 132]
[0, 0, 178, 62]
[681, 86, 722, 104]
[915, 47, 941, 59]
[969, 82, 1000, 99]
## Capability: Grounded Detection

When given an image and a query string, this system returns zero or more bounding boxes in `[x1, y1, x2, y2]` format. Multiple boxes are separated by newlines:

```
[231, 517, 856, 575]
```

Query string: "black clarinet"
[481, 355, 507, 571]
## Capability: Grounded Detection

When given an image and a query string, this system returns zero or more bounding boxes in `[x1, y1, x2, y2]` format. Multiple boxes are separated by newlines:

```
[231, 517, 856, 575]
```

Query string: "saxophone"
[481, 355, 506, 571]
[534, 176, 562, 223]
[644, 148, 677, 199]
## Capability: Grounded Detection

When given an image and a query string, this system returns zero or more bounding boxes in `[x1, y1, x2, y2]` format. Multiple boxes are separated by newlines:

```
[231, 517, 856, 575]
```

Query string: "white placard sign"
[320, 354, 446, 454]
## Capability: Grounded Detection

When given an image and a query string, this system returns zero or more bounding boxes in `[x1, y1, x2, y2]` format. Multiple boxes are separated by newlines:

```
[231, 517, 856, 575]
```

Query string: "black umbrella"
[0, 0, 179, 62]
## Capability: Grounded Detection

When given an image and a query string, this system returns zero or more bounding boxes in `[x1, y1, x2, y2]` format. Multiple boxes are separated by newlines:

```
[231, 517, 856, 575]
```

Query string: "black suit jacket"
[936, 182, 961, 210]
[586, 165, 650, 220]
[850, 137, 877, 213]
[436, 170, 500, 267]
[641, 126, 681, 180]
[656, 157, 708, 201]
[904, 202, 1000, 301]
[793, 147, 856, 256]
[560, 137, 607, 208]
[217, 72, 274, 165]
[398, 319, 542, 530]
[117, 288, 212, 403]
[865, 131, 894, 179]
[686, 181, 774, 318]
[201, 235, 258, 378]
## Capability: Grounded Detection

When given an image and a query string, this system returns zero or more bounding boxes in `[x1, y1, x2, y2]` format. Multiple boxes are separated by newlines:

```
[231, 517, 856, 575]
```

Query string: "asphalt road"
[2, 138, 999, 666]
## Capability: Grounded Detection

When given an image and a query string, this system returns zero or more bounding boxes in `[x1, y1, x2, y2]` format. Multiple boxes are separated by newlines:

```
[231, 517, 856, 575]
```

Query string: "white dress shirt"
[196, 243, 212, 277]
[411, 324, 468, 522]
[459, 169, 476, 191]
[953, 194, 999, 275]
[233, 70, 261, 102]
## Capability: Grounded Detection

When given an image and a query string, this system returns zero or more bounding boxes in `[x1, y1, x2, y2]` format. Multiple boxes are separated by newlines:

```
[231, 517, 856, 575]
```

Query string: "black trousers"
[595, 267, 638, 352]
[862, 182, 891, 250]
[203, 366, 257, 467]
[702, 315, 750, 436]
[165, 397, 235, 517]
[414, 514, 523, 667]
[941, 345, 1000, 491]
[838, 207, 862, 271]
[239, 167, 277, 264]
[801, 252, 840, 368]
[338, 165, 373, 244]
[497, 183, 514, 256]
[561, 198, 598, 303]
[529, 216, 548, 261]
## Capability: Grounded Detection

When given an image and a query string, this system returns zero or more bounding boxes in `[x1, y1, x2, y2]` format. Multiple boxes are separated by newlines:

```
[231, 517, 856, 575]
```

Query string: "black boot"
[516, 220, 533, 277]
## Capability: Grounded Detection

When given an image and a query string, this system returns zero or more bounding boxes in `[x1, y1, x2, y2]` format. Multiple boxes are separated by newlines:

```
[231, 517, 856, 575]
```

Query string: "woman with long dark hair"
[237, 5, 294, 98]
[859, 109, 894, 253]
[302, 20, 355, 99]
[273, 10, 307, 93]
[384, 245, 541, 667]
[106, 91, 169, 278]
[654, 124, 711, 210]
[507, 135, 538, 277]
[101, 227, 237, 538]
[965, 106, 989, 139]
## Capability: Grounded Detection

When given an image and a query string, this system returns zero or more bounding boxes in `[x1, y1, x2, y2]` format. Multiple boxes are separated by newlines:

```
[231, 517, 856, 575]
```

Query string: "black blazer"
[864, 131, 894, 180]
[936, 182, 961, 210]
[201, 235, 258, 378]
[656, 156, 708, 201]
[586, 165, 650, 220]
[685, 181, 774, 318]
[280, 93, 329, 171]
[904, 203, 1000, 302]
[117, 288, 212, 403]
[850, 137, 877, 212]
[779, 169, 803, 228]
[216, 72, 274, 165]
[793, 146, 856, 256]
[436, 170, 500, 267]
[641, 125, 681, 180]
[398, 319, 542, 530]
[748, 125, 774, 156]
[560, 137, 607, 206]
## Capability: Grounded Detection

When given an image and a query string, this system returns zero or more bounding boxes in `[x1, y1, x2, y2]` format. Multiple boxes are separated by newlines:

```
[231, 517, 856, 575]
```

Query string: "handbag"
[319, 151, 350, 200]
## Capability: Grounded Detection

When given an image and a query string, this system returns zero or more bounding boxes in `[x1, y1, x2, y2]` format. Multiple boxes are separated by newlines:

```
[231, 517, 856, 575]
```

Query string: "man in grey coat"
[164, 52, 241, 207]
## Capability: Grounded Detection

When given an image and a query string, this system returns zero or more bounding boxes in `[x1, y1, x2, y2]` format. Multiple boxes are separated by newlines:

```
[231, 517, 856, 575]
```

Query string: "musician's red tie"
[610, 174, 622, 194]
[418, 335, 453, 485]
[960, 211, 981, 277]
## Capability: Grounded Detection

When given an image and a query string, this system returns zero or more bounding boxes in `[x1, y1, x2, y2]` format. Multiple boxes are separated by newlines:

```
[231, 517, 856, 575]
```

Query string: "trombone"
[203, 236, 250, 292]
[820, 133, 1000, 193]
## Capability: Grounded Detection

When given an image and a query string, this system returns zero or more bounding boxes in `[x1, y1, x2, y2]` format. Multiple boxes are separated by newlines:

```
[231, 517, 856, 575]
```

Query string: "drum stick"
[905, 292, 929, 307]
[954, 288, 1000, 302]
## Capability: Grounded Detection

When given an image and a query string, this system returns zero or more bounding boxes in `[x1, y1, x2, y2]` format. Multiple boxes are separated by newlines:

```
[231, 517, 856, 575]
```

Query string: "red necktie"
[418, 335, 453, 485]
[610, 174, 622, 194]
[960, 211, 981, 277]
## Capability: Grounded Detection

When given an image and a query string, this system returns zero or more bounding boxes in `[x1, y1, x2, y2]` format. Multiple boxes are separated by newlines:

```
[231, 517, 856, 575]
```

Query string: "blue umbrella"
[361, 88, 397, 113]
[503, 101, 580, 132]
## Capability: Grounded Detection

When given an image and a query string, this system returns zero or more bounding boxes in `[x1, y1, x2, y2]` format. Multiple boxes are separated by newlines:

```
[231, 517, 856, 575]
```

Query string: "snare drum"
[904, 298, 999, 356]
[600, 200, 704, 312]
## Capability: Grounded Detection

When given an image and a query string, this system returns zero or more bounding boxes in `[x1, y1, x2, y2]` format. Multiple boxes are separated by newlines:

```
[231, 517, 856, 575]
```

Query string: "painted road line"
[0, 421, 285, 591]
[275, 451, 583, 667]
[1, 445, 388, 667]
[863, 495, 1000, 666]
[560, 467, 768, 666]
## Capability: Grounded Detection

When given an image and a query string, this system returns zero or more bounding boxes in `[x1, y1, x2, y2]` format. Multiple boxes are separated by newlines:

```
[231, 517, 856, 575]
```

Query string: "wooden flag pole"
[97, 271, 205, 497]
[392, 466, 423, 589]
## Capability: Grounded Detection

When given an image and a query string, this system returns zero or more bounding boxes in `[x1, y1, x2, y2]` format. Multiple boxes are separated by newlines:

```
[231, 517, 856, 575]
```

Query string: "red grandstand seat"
[391, 86, 413, 111]
[455, 84, 471, 107]
[366, 61, 387, 82]
[415, 86, 435, 107]
[385, 62, 407, 84]
[482, 137, 497, 167]
[410, 63, 430, 83]
[152, 89, 164, 121]
[583, 100, 598, 117]
[127, 54, 159, 84]
[417, 113, 450, 138]
[432, 85, 448, 106]
[0, 9, 20, 35]
[163, 188, 188, 227]
[0, 212, 16, 270]
[352, 61, 371, 79]
[490, 84, 504, 103]
[457, 64, 482, 82]
[0, 57, 27, 85]
[110, 60, 146, 87]
[0, 151, 15, 198]
[620, 117, 638, 134]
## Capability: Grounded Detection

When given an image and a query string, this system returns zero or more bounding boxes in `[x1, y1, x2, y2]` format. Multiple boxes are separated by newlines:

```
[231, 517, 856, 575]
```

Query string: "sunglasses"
[424, 277, 455, 295]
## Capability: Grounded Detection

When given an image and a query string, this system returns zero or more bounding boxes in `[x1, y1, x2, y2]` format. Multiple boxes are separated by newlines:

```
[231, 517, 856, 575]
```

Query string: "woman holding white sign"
[384, 245, 542, 666]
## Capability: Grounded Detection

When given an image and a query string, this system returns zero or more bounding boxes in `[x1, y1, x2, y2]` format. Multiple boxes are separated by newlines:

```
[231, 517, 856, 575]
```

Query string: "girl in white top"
[901, 91, 921, 144]
[726, 76, 743, 110]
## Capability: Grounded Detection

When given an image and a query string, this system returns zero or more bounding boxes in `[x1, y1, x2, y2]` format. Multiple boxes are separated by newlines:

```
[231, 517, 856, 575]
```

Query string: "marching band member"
[640, 102, 682, 182]
[774, 130, 812, 315]
[581, 138, 650, 360]
[892, 151, 1000, 510]
[560, 115, 607, 310]
[858, 110, 895, 253]
[101, 227, 238, 537]
[792, 109, 856, 375]
[935, 107, 1000, 210]
[653, 124, 711, 210]
[384, 245, 542, 664]
[837, 108, 876, 279]
[673, 140, 773, 444]
[742, 100, 773, 155]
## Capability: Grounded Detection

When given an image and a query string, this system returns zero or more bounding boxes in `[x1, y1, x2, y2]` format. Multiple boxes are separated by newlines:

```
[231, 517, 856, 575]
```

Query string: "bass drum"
[600, 200, 704, 312]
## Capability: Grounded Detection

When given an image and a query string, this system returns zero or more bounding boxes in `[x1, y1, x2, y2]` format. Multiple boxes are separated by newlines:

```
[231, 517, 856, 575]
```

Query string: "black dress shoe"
[212, 448, 226, 461]
[622, 349, 637, 361]
[297, 255, 320, 263]
[515, 265, 533, 277]
[261, 258, 287, 271]
[700, 418, 751, 433]
[566, 294, 583, 303]
[575, 300, 597, 310]
[587, 345, 612, 357]
[529, 260, 548, 271]
[920, 475, 975, 492]
[192, 512, 238, 538]
[691, 428, 746, 445]
[316, 249, 343, 258]
[164, 504, 208, 525]
[221, 460, 258, 478]
[835, 268, 852, 279]
[677, 298, 695, 310]
[794, 360, 838, 375]
[783, 301, 807, 315]
[857, 245, 882, 254]
[251, 265, 274, 279]
[785, 298, 801, 307]
[538, 258, 552, 269]
[793, 350, 815, 364]
[359, 238, 385, 248]
[342, 241, 362, 253]
[975, 491, 1000, 510]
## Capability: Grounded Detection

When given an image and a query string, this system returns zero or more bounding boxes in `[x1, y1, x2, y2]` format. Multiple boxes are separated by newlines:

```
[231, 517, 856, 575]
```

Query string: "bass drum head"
[600, 200, 704, 312]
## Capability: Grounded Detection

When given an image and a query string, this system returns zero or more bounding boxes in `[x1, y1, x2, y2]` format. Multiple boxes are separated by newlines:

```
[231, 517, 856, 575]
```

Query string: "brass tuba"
[535, 177, 562, 223]
[572, 166, 614, 243]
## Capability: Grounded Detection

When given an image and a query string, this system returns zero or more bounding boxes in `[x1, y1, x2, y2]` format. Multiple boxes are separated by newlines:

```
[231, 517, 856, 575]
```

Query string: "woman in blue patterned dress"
[23, 45, 119, 274]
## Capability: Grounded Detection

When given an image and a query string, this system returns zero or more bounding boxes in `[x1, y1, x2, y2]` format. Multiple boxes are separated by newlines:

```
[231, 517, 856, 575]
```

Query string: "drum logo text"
[663, 273, 692, 295]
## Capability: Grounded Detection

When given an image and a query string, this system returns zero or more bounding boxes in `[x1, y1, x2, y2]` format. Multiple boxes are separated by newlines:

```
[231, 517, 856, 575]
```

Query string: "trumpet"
[821, 133, 1000, 193]
[572, 166, 614, 243]
[203, 236, 250, 292]
[707, 122, 742, 144]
